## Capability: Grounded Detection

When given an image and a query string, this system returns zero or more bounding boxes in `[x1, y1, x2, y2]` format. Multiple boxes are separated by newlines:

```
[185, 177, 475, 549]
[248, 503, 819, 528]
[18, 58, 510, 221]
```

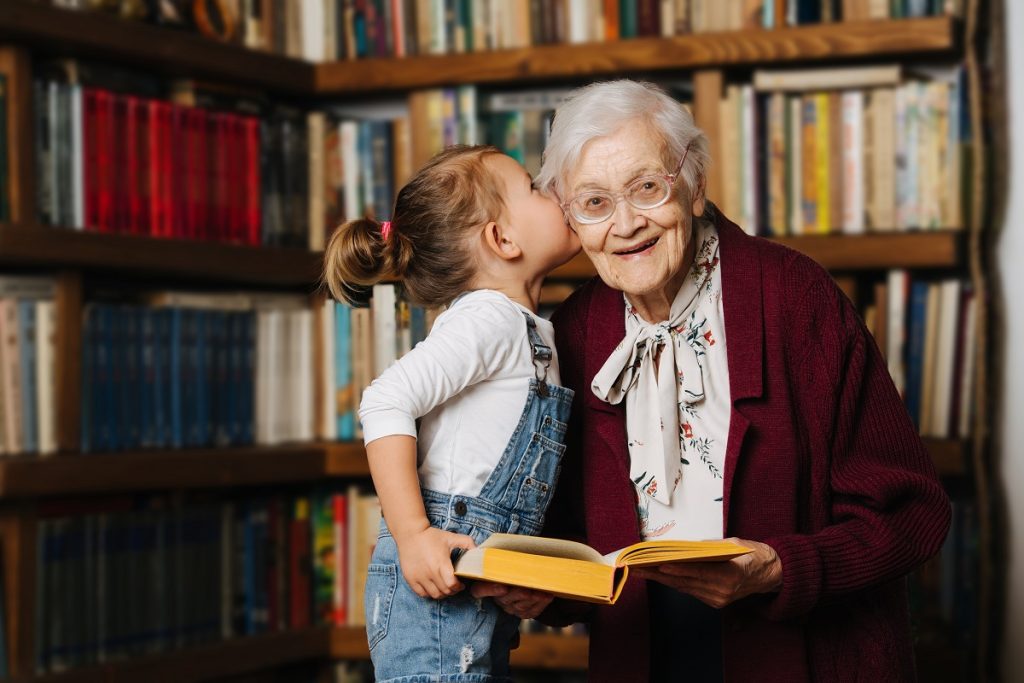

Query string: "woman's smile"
[614, 236, 660, 257]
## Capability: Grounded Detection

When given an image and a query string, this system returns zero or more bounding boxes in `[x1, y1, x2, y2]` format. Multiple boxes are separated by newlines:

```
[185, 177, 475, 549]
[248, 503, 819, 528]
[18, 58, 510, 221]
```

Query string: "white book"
[255, 310, 278, 444]
[35, 300, 57, 456]
[340, 121, 361, 221]
[841, 90, 865, 233]
[351, 307, 373, 440]
[929, 279, 961, 437]
[753, 65, 901, 92]
[661, 0, 675, 37]
[300, 0, 326, 62]
[293, 309, 314, 442]
[70, 84, 85, 230]
[568, 0, 590, 44]
[371, 284, 397, 378]
[886, 270, 909, 397]
[740, 85, 757, 236]
[320, 297, 337, 440]
[457, 85, 479, 145]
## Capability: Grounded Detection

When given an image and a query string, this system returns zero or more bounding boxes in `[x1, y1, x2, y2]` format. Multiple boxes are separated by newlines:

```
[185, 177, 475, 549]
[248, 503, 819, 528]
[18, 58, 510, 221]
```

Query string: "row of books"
[38, 1, 960, 64]
[864, 272, 976, 440]
[33, 487, 381, 675]
[78, 292, 331, 454]
[0, 277, 57, 457]
[32, 74, 308, 248]
[74, 285, 439, 454]
[719, 65, 969, 237]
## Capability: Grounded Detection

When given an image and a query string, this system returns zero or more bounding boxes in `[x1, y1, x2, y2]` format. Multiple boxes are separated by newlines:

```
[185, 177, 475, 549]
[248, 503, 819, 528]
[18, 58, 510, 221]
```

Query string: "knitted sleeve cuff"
[760, 534, 824, 621]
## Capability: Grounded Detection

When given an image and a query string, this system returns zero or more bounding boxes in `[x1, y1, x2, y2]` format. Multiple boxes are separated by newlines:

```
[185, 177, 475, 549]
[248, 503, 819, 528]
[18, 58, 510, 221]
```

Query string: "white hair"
[536, 80, 711, 207]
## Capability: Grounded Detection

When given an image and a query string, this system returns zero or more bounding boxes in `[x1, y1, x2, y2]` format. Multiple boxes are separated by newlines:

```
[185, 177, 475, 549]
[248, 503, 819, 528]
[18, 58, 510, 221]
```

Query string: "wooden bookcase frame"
[0, 2, 994, 680]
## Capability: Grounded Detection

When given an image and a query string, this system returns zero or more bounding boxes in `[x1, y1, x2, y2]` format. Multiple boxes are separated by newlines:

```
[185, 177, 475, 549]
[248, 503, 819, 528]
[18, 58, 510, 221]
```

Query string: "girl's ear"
[482, 220, 522, 261]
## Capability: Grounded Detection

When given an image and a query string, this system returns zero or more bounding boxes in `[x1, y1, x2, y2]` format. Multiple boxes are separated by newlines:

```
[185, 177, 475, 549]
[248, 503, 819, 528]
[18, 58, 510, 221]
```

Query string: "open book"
[454, 533, 752, 605]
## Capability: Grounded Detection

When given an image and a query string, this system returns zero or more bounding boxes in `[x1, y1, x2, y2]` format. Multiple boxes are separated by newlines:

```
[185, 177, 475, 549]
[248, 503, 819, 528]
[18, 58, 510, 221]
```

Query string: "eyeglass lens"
[571, 175, 673, 224]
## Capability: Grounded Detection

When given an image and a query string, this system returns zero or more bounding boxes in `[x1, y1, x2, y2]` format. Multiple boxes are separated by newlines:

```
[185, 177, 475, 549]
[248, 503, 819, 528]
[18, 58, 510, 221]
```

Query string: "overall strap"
[523, 312, 552, 396]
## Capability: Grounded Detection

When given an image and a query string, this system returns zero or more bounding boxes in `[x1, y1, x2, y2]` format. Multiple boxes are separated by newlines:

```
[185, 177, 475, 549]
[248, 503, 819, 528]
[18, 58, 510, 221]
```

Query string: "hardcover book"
[454, 533, 751, 605]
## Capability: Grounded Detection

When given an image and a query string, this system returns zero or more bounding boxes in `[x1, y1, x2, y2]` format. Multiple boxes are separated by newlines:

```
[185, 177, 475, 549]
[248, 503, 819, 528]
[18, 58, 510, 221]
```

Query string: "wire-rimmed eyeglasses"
[561, 144, 691, 226]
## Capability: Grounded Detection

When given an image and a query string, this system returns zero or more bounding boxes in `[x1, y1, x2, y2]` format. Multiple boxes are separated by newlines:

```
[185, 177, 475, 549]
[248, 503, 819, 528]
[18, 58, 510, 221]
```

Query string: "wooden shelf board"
[0, 225, 322, 288]
[316, 17, 957, 93]
[0, 1, 314, 94]
[0, 446, 328, 498]
[330, 627, 588, 670]
[322, 442, 372, 477]
[549, 231, 963, 279]
[31, 627, 332, 683]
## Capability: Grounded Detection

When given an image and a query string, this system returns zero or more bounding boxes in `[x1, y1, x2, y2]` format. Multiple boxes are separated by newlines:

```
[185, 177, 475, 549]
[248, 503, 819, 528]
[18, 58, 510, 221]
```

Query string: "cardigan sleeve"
[760, 263, 952, 621]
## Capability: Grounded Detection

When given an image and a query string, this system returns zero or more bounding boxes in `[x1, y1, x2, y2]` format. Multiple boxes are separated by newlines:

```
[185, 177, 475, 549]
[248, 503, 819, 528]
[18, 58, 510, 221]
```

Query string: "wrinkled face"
[563, 123, 704, 299]
[489, 154, 580, 272]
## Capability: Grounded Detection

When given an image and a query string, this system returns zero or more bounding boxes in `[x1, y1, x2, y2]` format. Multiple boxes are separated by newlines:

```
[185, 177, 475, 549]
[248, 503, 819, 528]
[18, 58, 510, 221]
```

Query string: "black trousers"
[648, 580, 725, 683]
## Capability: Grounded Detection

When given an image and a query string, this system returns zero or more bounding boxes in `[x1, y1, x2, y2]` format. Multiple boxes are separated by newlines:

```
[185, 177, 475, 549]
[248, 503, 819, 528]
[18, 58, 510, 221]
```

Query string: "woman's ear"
[482, 221, 523, 261]
[691, 177, 707, 218]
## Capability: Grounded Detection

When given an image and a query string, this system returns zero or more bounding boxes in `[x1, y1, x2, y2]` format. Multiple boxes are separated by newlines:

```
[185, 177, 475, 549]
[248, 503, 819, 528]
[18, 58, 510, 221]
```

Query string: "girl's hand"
[470, 582, 555, 619]
[395, 526, 477, 599]
[632, 538, 782, 609]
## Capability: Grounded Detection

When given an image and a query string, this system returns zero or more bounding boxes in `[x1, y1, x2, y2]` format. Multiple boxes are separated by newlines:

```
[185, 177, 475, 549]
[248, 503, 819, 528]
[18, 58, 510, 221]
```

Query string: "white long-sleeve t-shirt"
[359, 289, 562, 497]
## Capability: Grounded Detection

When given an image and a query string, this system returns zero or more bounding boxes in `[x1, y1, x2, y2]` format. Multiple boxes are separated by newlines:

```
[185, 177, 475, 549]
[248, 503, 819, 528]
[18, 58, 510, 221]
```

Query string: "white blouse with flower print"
[627, 222, 730, 541]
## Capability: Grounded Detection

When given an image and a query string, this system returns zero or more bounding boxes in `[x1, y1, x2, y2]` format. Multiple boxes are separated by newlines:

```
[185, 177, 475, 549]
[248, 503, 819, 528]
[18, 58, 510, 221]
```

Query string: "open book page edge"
[604, 539, 754, 566]
[474, 532, 609, 564]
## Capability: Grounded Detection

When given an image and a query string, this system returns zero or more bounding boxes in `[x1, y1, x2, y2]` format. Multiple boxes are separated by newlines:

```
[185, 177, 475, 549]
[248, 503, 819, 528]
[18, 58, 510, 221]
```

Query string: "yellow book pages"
[610, 539, 752, 567]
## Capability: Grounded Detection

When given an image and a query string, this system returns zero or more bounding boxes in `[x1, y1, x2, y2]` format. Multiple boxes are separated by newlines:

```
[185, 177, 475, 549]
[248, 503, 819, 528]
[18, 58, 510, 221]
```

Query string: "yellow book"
[454, 533, 751, 605]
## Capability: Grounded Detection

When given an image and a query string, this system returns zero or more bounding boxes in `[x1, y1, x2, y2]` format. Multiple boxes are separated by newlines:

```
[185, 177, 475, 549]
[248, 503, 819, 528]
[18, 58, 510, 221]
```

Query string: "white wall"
[999, 1, 1024, 680]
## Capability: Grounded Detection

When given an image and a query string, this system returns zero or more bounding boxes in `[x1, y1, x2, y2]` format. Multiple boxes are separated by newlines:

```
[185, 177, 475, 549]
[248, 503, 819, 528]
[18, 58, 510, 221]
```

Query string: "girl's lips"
[614, 237, 659, 256]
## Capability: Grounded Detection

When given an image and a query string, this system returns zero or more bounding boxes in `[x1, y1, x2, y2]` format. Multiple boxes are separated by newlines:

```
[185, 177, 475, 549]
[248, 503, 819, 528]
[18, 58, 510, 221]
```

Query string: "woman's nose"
[609, 198, 646, 236]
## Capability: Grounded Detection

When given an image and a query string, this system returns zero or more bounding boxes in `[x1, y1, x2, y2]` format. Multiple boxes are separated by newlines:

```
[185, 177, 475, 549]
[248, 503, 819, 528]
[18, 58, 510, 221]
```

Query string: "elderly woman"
[472, 80, 951, 682]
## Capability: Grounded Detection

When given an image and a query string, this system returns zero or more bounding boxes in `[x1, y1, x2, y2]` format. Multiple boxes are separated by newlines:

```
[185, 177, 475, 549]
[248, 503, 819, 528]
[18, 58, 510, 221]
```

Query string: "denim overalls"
[364, 312, 574, 683]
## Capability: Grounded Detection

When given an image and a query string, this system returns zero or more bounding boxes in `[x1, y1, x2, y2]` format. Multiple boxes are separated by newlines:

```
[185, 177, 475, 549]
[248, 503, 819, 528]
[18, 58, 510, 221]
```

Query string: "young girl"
[323, 145, 580, 682]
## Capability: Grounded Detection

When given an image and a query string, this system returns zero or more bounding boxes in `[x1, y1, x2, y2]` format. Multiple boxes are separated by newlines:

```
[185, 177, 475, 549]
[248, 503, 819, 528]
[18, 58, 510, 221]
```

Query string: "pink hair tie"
[380, 221, 392, 240]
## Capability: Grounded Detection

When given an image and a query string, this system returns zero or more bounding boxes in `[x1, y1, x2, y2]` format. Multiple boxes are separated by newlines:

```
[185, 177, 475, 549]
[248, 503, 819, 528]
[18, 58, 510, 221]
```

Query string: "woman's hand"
[470, 582, 555, 619]
[395, 526, 476, 600]
[632, 538, 783, 609]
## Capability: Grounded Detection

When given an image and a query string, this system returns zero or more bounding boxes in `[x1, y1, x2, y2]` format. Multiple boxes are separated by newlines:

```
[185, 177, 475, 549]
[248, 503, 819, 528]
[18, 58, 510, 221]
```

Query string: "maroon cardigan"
[544, 213, 951, 682]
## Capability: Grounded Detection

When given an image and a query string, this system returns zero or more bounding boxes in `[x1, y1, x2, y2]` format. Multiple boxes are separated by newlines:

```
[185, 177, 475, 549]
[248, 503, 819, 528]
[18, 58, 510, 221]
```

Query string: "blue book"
[225, 313, 240, 446]
[212, 312, 231, 446]
[193, 310, 210, 447]
[241, 313, 256, 444]
[120, 307, 141, 451]
[97, 305, 115, 453]
[153, 309, 172, 449]
[370, 120, 394, 219]
[169, 309, 184, 449]
[139, 310, 156, 448]
[904, 280, 929, 430]
[17, 300, 38, 454]
[410, 305, 427, 347]
[334, 301, 354, 439]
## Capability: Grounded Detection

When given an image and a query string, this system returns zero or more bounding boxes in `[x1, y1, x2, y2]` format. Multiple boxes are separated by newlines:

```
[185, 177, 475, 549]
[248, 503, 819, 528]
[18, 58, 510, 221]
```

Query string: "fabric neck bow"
[591, 231, 715, 506]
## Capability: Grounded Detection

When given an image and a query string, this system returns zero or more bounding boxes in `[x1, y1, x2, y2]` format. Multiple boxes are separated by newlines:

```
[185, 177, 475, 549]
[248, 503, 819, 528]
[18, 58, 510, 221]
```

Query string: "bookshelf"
[0, 1, 994, 681]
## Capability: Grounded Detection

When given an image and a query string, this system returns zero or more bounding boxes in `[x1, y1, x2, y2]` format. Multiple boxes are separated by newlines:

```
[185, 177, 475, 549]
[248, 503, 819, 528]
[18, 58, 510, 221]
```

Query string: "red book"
[243, 117, 261, 246]
[95, 90, 116, 233]
[123, 95, 143, 235]
[169, 104, 188, 239]
[636, 0, 661, 36]
[186, 107, 208, 240]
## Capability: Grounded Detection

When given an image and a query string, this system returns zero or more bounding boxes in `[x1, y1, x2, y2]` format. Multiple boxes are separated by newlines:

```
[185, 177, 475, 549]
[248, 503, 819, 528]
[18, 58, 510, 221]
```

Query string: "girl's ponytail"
[323, 217, 390, 303]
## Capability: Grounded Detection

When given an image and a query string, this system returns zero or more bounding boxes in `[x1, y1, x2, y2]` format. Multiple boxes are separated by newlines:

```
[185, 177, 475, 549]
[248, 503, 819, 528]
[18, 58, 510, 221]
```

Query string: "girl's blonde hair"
[323, 145, 506, 307]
